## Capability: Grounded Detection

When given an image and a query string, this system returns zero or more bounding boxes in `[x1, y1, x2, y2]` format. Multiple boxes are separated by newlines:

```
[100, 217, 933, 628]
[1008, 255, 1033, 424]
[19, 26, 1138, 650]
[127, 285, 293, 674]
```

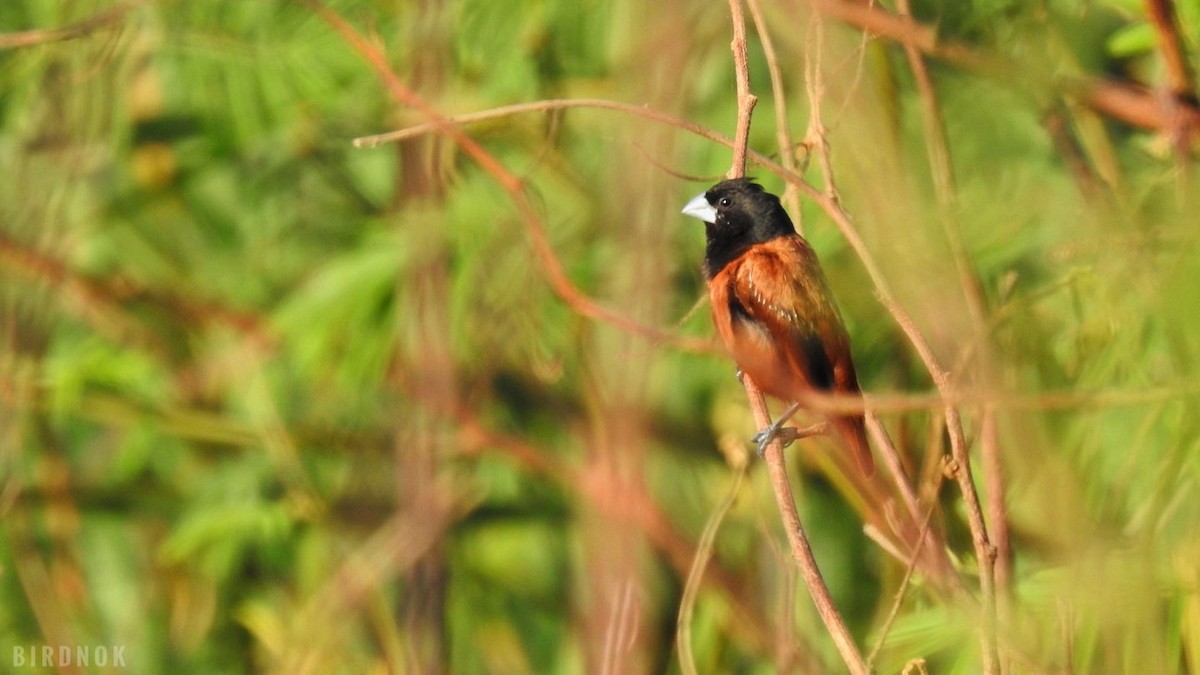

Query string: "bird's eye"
[719, 197, 732, 207]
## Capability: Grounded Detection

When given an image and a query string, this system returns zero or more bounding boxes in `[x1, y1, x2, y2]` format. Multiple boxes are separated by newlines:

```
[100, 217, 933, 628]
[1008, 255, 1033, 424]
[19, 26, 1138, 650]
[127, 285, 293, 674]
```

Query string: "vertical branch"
[892, 1, 1003, 671]
[727, 0, 758, 179]
[796, 9, 998, 672]
[726, 2, 866, 673]
[1145, 0, 1196, 98]
[893, 0, 986, 326]
[1144, 0, 1197, 178]
[392, 6, 455, 669]
[802, 15, 838, 201]
[744, 0, 803, 225]
[749, 380, 869, 675]
[980, 405, 1010, 597]
[805, 0, 968, 595]
[677, 458, 747, 675]
[867, 496, 941, 668]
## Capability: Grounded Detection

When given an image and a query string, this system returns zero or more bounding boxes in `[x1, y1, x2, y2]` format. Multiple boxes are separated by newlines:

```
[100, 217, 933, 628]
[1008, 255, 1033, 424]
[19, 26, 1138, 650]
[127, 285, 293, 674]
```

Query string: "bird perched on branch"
[682, 178, 874, 476]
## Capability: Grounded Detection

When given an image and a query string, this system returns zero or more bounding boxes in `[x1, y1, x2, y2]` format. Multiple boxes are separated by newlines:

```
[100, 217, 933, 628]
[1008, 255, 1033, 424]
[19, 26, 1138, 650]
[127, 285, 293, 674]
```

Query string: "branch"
[744, 0, 803, 224]
[354, 98, 742, 153]
[0, 2, 139, 50]
[0, 230, 270, 344]
[1145, 0, 1196, 98]
[751, 379, 869, 675]
[799, 0, 1200, 141]
[677, 454, 747, 675]
[725, 2, 866, 672]
[789, 7, 1001, 669]
[893, 0, 1002, 668]
[867, 496, 940, 668]
[1144, 0, 1197, 172]
[304, 0, 712, 354]
[727, 0, 758, 179]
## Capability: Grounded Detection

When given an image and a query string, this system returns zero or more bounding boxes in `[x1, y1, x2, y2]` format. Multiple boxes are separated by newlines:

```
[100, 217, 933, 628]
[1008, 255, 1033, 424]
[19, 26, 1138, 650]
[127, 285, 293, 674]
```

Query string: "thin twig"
[795, 0, 1200, 140]
[864, 413, 961, 593]
[867, 497, 940, 668]
[744, 0, 803, 224]
[0, 230, 270, 344]
[355, 98, 740, 152]
[1143, 0, 1196, 180]
[799, 7, 998, 670]
[893, 0, 984, 326]
[893, 0, 1002, 669]
[0, 2, 139, 50]
[677, 455, 747, 675]
[980, 405, 1011, 608]
[727, 0, 758, 179]
[1145, 0, 1196, 98]
[752, 378, 869, 675]
[865, 415, 920, 526]
[725, 2, 866, 671]
[305, 2, 712, 354]
[803, 15, 838, 202]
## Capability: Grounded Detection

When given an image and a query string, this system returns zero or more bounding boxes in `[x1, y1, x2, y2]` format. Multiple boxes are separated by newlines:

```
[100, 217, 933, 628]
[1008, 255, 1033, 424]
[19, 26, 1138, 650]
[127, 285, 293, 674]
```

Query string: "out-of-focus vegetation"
[2, 0, 1199, 673]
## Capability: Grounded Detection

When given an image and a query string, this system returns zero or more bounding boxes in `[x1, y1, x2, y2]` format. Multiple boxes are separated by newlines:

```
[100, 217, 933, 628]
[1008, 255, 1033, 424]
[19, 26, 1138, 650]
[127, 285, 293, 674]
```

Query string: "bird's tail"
[833, 415, 874, 477]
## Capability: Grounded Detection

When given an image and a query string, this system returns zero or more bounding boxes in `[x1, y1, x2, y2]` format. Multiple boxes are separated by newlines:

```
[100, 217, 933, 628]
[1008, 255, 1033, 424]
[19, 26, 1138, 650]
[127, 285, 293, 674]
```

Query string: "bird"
[681, 178, 874, 476]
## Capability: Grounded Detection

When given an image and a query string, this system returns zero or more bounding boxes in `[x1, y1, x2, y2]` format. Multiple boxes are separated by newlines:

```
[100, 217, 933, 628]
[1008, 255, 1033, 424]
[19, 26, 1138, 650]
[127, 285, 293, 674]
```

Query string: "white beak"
[681, 192, 717, 224]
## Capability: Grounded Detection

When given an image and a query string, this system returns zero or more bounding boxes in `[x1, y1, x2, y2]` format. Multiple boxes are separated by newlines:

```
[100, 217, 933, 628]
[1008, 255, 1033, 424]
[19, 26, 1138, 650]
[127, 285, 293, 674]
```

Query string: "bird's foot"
[752, 424, 800, 458]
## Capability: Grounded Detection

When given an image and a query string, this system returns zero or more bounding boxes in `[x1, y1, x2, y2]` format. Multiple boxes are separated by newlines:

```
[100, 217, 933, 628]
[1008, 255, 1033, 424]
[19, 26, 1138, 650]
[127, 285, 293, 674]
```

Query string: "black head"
[680, 179, 796, 278]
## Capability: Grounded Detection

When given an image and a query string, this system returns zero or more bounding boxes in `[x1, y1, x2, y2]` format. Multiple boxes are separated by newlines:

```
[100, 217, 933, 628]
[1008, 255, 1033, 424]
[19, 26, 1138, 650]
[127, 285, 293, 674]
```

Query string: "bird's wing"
[730, 236, 860, 399]
[715, 235, 874, 475]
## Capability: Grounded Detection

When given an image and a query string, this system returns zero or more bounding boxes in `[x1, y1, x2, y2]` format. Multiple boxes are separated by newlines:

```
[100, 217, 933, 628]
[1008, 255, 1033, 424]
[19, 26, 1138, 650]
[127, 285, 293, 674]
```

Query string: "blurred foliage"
[1, 0, 1200, 674]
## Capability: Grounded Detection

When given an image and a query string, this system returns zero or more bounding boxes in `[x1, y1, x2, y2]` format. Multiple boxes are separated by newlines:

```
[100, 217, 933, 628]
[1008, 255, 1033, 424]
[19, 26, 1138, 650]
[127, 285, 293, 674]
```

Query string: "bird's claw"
[752, 425, 799, 458]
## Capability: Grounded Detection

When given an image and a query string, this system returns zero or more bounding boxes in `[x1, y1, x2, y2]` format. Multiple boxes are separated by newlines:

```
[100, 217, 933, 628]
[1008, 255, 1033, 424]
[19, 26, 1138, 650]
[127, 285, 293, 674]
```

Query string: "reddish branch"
[725, 1, 867, 673]
[0, 231, 268, 341]
[0, 3, 139, 50]
[1145, 0, 1196, 98]
[801, 0, 1200, 142]
[1144, 0, 1198, 167]
[303, 0, 711, 354]
[437, 394, 776, 653]
[892, 0, 1005, 668]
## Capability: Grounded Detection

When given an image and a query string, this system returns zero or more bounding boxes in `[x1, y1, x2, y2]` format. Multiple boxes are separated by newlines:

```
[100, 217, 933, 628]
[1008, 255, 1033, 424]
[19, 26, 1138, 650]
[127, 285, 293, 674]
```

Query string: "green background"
[1, 0, 1198, 673]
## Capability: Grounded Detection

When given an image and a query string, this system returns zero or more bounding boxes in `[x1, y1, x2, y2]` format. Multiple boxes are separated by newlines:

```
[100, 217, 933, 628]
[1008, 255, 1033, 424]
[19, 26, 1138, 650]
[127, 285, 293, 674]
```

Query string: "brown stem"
[0, 230, 269, 344]
[802, 15, 838, 202]
[305, 0, 712, 355]
[893, 0, 1002, 669]
[727, 0, 758, 179]
[749, 377, 870, 675]
[980, 405, 1011, 607]
[788, 13, 997, 666]
[1145, 0, 1195, 97]
[1144, 0, 1197, 176]
[727, 2, 866, 672]
[744, 0, 803, 225]
[893, 0, 985, 323]
[865, 414, 963, 594]
[677, 458, 747, 675]
[799, 0, 1200, 140]
[0, 2, 139, 49]
[867, 496, 941, 668]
